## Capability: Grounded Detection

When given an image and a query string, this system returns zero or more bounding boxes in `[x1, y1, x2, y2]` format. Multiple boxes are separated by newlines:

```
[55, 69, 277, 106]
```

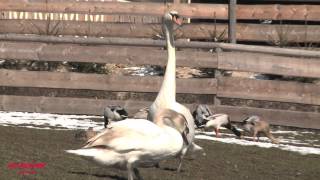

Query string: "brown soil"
[1, 126, 319, 180]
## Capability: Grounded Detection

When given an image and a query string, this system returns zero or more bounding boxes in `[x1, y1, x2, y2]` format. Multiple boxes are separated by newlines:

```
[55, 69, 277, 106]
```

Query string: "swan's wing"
[83, 119, 161, 152]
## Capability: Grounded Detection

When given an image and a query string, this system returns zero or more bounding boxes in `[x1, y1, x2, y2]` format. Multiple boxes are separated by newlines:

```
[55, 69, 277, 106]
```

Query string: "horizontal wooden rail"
[0, 34, 320, 58]
[218, 77, 320, 106]
[0, 69, 217, 95]
[1, 41, 319, 78]
[218, 52, 320, 78]
[0, 41, 217, 68]
[1, 2, 320, 21]
[0, 95, 147, 116]
[1, 20, 320, 43]
[0, 95, 319, 129]
[1, 69, 319, 106]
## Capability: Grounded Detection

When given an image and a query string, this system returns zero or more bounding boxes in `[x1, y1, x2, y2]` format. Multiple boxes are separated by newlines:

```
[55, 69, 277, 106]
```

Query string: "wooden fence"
[0, 0, 320, 129]
[1, 0, 320, 44]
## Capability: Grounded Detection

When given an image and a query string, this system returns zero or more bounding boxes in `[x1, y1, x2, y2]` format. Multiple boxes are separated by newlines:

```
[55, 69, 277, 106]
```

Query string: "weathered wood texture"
[218, 52, 320, 78]
[0, 69, 217, 94]
[1, 69, 320, 106]
[0, 95, 148, 115]
[228, 0, 237, 43]
[1, 2, 320, 21]
[218, 77, 320, 105]
[1, 34, 320, 58]
[0, 41, 217, 68]
[2, 20, 320, 42]
[0, 95, 319, 129]
[1, 41, 320, 78]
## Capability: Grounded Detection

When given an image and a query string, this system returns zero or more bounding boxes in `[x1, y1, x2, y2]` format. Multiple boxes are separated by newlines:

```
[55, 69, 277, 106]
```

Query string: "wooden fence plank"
[213, 105, 320, 129]
[228, 0, 237, 43]
[0, 95, 151, 115]
[0, 69, 218, 94]
[218, 77, 320, 106]
[1, 34, 319, 58]
[2, 41, 320, 79]
[2, 20, 320, 43]
[0, 41, 217, 68]
[0, 95, 319, 129]
[218, 52, 320, 78]
[1, 2, 320, 21]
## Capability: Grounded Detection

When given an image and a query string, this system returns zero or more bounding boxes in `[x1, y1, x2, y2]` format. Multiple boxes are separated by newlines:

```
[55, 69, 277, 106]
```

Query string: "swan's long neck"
[154, 21, 176, 105]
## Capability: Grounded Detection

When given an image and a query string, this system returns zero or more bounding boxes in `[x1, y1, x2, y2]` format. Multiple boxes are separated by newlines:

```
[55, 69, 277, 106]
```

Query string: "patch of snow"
[271, 130, 300, 135]
[0, 111, 104, 131]
[196, 134, 320, 155]
[0, 111, 319, 156]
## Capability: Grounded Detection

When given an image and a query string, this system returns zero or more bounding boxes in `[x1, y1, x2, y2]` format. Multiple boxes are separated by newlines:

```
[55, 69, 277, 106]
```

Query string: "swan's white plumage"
[148, 11, 195, 146]
[146, 11, 201, 173]
[66, 119, 183, 169]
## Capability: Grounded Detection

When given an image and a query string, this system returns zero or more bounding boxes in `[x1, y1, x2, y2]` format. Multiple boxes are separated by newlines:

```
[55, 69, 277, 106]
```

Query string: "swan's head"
[164, 11, 183, 26]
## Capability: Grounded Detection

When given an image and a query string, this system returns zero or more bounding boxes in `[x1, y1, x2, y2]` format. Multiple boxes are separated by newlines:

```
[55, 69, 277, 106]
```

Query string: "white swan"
[147, 11, 197, 171]
[66, 108, 187, 180]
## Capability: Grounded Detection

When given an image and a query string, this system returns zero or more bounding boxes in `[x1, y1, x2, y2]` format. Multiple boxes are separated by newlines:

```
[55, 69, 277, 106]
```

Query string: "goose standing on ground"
[104, 106, 128, 128]
[203, 114, 242, 138]
[241, 115, 280, 144]
[193, 104, 213, 128]
[193, 105, 241, 138]
[66, 108, 188, 180]
[147, 11, 198, 172]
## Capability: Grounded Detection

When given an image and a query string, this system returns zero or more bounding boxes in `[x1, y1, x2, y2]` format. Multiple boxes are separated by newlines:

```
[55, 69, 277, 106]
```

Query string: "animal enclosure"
[0, 0, 320, 129]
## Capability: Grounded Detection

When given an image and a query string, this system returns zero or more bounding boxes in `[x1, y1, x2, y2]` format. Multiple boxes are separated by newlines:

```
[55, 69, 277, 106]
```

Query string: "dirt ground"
[1, 125, 319, 180]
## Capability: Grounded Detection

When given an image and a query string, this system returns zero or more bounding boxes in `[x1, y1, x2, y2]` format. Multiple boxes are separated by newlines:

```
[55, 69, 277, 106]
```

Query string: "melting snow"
[0, 111, 104, 131]
[0, 111, 319, 156]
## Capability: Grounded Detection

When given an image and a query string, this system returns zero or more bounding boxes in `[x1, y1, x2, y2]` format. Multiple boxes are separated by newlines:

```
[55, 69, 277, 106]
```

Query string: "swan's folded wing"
[83, 119, 162, 152]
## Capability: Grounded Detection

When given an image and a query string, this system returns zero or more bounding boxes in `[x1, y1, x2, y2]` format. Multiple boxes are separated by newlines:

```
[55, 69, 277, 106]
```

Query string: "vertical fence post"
[228, 0, 237, 43]
[214, 48, 223, 106]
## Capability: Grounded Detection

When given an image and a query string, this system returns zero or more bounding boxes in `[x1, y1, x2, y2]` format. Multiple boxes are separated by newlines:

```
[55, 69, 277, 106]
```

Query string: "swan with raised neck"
[148, 11, 198, 172]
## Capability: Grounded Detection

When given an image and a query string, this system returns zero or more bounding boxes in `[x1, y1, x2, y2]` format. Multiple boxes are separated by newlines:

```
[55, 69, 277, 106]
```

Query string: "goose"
[204, 114, 242, 138]
[104, 106, 128, 128]
[66, 108, 187, 180]
[241, 115, 280, 144]
[193, 104, 213, 128]
[193, 105, 241, 138]
[147, 11, 198, 172]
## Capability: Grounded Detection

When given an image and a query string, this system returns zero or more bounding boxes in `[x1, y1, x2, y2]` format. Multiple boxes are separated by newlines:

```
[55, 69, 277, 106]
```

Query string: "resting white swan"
[147, 11, 197, 172]
[66, 108, 187, 180]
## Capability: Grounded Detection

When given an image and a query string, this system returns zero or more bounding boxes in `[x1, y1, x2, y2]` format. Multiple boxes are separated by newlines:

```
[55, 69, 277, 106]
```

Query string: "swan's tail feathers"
[65, 149, 99, 157]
